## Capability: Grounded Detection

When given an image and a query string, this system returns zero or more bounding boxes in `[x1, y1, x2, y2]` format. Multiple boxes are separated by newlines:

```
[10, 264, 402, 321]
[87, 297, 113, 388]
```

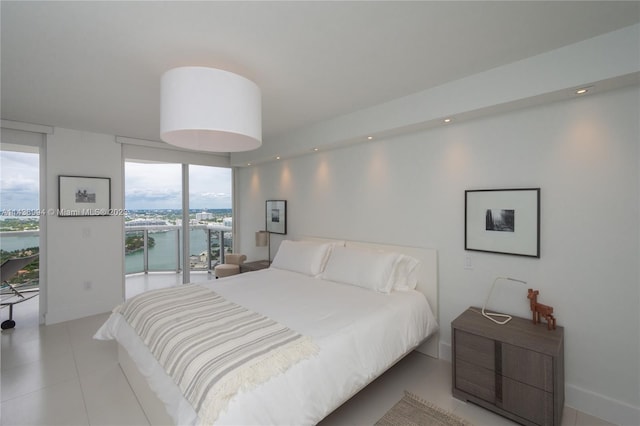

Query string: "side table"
[452, 307, 564, 426]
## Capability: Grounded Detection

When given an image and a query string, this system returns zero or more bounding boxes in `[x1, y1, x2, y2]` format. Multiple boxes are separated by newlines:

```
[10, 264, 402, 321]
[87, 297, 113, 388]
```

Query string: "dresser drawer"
[455, 329, 494, 370]
[501, 376, 554, 425]
[452, 308, 564, 426]
[455, 358, 495, 403]
[502, 343, 553, 392]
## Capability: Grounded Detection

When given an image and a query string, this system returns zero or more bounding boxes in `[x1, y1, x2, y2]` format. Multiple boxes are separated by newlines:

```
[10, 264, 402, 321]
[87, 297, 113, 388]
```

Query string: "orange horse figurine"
[527, 289, 556, 330]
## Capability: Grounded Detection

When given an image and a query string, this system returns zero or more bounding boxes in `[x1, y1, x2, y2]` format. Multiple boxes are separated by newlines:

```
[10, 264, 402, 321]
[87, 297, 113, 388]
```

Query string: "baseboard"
[45, 304, 112, 325]
[566, 383, 640, 426]
[439, 341, 452, 362]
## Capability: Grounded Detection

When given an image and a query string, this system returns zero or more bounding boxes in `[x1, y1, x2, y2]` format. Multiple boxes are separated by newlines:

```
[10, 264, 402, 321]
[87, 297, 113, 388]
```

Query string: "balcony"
[125, 224, 233, 274]
[0, 225, 234, 327]
[124, 223, 234, 297]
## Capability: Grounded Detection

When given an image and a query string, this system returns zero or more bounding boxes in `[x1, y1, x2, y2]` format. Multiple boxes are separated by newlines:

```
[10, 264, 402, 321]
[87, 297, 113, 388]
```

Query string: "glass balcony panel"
[189, 226, 210, 271]
[124, 230, 145, 274]
[123, 225, 234, 274]
[0, 230, 40, 288]
[148, 228, 180, 272]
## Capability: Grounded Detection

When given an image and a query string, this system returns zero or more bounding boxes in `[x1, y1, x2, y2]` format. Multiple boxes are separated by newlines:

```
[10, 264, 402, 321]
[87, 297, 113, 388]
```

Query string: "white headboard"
[301, 236, 439, 358]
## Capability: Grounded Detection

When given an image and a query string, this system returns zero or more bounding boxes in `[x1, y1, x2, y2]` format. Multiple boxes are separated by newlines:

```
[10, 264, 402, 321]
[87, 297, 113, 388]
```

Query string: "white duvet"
[95, 268, 438, 425]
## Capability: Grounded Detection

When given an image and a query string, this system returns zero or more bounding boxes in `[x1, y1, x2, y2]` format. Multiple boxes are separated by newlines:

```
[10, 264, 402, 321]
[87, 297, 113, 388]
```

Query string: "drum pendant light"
[160, 67, 262, 152]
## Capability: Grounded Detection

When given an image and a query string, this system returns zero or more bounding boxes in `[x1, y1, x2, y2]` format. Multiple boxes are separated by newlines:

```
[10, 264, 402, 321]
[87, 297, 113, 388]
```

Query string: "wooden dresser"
[452, 307, 564, 426]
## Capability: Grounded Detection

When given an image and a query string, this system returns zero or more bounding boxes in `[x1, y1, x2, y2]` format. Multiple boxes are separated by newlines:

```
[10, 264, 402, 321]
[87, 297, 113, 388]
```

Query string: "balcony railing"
[125, 224, 232, 275]
[2, 226, 233, 276]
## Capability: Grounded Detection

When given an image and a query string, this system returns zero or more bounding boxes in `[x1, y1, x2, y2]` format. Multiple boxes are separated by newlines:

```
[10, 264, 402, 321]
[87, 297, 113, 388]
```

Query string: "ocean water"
[0, 234, 40, 252]
[125, 229, 217, 273]
[1, 229, 224, 274]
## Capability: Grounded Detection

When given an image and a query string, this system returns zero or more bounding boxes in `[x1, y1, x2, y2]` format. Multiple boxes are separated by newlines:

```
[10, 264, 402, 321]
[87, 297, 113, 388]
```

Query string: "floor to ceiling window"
[0, 143, 41, 326]
[124, 160, 233, 283]
[188, 164, 233, 272]
[125, 161, 182, 274]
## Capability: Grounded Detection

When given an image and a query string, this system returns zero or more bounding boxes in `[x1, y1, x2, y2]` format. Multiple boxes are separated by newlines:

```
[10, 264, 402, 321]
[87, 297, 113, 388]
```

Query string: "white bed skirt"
[119, 344, 174, 425]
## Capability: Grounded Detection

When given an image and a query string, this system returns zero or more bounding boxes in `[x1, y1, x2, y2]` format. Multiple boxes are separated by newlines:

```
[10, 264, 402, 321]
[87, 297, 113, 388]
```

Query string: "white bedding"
[95, 268, 438, 425]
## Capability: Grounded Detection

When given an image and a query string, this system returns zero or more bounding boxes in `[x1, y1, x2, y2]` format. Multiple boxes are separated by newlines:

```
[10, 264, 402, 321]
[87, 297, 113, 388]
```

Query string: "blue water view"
[125, 228, 217, 273]
[1, 229, 224, 274]
[0, 234, 40, 252]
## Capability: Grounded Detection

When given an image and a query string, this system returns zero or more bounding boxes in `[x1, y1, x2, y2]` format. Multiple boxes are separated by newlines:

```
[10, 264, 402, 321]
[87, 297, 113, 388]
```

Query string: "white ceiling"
[2, 1, 639, 148]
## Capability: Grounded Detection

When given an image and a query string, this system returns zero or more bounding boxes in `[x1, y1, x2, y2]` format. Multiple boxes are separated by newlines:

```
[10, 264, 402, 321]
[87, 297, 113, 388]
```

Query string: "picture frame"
[58, 175, 111, 217]
[465, 188, 540, 258]
[265, 200, 287, 234]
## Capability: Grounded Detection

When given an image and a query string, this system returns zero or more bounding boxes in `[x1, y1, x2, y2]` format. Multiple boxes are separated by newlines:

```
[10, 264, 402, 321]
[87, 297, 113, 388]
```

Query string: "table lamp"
[482, 276, 527, 325]
[255, 230, 270, 263]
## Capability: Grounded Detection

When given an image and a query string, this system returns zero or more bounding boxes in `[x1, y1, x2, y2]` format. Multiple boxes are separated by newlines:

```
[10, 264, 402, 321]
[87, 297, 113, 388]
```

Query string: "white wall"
[236, 86, 640, 425]
[41, 130, 232, 323]
[44, 128, 124, 324]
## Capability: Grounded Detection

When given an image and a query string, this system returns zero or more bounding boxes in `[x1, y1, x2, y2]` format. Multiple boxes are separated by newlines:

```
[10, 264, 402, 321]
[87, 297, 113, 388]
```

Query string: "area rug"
[375, 391, 473, 426]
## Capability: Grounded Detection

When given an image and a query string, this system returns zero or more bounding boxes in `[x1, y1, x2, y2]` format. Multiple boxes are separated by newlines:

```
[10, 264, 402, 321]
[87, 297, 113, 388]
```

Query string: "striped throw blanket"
[114, 284, 318, 425]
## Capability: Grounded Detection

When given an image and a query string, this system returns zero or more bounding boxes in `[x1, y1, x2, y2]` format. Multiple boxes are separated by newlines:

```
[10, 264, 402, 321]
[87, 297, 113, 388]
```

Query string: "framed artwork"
[465, 188, 540, 257]
[58, 175, 111, 217]
[266, 200, 287, 234]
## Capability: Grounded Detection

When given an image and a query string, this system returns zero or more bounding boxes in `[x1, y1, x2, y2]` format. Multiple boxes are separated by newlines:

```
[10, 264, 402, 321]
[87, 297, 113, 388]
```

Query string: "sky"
[125, 161, 232, 210]
[0, 151, 232, 211]
[1, 150, 39, 211]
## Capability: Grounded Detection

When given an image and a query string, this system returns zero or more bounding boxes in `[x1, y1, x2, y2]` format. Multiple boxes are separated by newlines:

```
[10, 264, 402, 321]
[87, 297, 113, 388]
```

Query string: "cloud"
[197, 192, 231, 199]
[1, 151, 38, 168]
[1, 176, 38, 193]
[1, 157, 234, 211]
[125, 162, 232, 209]
[125, 188, 182, 210]
[1, 151, 39, 210]
[127, 188, 181, 201]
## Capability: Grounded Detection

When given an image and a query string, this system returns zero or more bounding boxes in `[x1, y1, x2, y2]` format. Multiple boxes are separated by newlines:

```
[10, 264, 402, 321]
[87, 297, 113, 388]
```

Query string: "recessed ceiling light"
[575, 87, 592, 95]
[276, 156, 281, 160]
[313, 148, 319, 152]
[247, 163, 251, 166]
[367, 136, 373, 140]
[444, 118, 452, 123]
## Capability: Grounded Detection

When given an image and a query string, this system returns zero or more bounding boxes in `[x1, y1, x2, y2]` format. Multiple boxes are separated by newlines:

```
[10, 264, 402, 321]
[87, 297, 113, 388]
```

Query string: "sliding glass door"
[188, 165, 233, 271]
[0, 143, 41, 325]
[124, 161, 182, 274]
[124, 160, 233, 283]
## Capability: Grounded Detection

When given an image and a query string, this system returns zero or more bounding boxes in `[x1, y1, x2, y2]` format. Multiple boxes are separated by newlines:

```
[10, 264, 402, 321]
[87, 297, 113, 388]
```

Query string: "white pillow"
[270, 240, 334, 276]
[321, 246, 401, 293]
[390, 254, 420, 291]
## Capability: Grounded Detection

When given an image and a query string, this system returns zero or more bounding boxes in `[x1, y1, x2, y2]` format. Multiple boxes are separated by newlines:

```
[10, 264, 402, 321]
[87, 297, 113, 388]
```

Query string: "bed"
[95, 238, 439, 425]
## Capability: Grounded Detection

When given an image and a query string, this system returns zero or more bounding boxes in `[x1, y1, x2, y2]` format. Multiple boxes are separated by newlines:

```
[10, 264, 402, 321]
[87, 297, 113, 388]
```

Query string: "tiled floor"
[1, 273, 616, 426]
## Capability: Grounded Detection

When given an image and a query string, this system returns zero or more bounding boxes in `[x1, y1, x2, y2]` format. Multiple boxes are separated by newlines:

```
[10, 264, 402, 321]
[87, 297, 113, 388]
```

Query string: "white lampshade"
[160, 67, 262, 152]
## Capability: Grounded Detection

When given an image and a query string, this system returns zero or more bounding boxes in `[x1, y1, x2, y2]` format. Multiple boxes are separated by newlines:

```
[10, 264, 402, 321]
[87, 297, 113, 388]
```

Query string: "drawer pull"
[495, 341, 502, 402]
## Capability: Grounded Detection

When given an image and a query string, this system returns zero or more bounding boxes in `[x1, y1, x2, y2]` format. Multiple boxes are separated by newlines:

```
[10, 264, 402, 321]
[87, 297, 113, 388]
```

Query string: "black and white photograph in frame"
[59, 175, 111, 217]
[465, 188, 540, 257]
[265, 200, 287, 234]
